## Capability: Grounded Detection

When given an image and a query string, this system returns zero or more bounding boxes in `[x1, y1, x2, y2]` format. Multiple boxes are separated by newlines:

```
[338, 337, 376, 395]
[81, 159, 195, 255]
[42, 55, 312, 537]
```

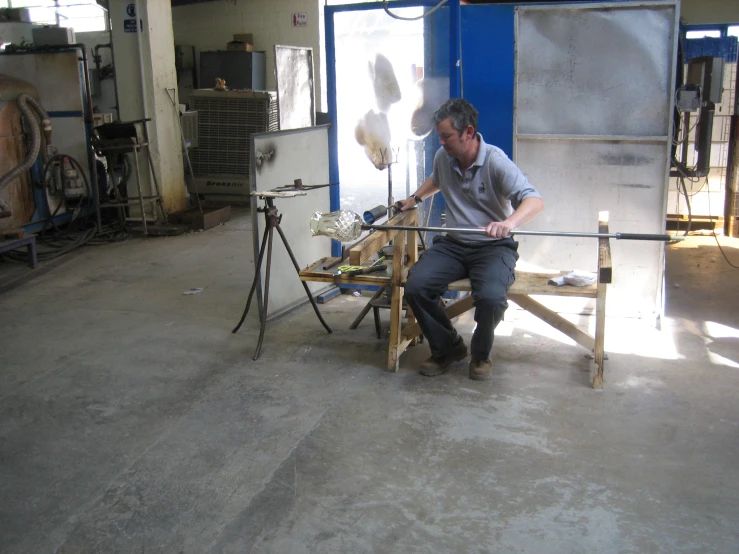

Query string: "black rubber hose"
[21, 93, 52, 145]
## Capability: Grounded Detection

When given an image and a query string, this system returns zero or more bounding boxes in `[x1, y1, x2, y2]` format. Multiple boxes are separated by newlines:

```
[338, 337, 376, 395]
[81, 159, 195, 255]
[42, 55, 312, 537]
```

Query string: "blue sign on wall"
[124, 19, 138, 33]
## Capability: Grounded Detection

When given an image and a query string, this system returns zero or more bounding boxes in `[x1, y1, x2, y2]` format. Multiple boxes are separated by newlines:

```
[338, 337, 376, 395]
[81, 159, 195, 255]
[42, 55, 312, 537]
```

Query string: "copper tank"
[0, 74, 39, 230]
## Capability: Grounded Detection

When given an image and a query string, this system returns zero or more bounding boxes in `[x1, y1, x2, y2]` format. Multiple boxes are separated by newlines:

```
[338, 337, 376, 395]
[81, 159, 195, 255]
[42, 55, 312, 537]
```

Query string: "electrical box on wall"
[676, 85, 700, 112]
[687, 56, 725, 104]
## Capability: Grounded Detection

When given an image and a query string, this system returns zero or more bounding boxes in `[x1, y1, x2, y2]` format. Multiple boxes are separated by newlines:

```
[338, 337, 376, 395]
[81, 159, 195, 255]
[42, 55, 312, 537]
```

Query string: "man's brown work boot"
[469, 358, 493, 381]
[419, 337, 468, 377]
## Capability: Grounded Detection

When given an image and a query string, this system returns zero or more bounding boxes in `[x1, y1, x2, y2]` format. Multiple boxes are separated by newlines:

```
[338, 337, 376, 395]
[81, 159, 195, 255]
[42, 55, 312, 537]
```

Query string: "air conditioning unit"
[187, 89, 278, 202]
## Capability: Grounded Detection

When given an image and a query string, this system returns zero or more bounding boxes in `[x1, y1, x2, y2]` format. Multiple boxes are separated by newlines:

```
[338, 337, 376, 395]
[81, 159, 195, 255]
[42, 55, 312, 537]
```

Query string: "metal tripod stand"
[232, 192, 332, 359]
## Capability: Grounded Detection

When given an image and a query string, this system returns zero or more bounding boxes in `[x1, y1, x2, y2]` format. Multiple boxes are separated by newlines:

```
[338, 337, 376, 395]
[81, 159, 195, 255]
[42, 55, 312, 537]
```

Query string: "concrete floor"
[1, 210, 739, 553]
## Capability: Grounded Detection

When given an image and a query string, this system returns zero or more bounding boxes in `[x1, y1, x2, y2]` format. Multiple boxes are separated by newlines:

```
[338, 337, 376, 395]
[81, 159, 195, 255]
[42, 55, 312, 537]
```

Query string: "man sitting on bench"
[398, 98, 544, 381]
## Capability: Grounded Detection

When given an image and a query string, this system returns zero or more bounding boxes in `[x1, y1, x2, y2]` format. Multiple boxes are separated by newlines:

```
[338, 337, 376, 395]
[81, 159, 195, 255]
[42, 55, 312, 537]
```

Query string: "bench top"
[300, 257, 392, 286]
[448, 273, 598, 298]
[301, 258, 597, 298]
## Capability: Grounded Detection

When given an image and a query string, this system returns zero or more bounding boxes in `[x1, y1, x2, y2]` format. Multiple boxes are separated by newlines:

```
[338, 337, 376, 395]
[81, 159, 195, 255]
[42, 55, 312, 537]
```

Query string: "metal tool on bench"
[335, 263, 388, 278]
[334, 264, 363, 276]
[319, 205, 391, 272]
[309, 209, 684, 243]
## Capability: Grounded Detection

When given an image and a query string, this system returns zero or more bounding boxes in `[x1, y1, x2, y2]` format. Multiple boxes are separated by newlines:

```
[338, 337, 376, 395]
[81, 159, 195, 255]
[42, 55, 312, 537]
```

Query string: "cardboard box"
[226, 41, 253, 52]
[233, 33, 253, 45]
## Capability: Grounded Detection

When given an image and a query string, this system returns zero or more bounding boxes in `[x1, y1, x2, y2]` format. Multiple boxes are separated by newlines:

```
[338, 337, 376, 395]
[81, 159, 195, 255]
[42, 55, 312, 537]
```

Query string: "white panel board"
[274, 45, 315, 131]
[252, 125, 331, 320]
[516, 5, 674, 137]
[514, 2, 678, 319]
[516, 139, 665, 318]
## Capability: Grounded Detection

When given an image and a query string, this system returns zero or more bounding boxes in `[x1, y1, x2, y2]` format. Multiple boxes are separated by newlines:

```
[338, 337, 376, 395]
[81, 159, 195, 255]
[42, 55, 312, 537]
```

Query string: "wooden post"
[593, 211, 612, 389]
[725, 63, 739, 237]
[387, 227, 406, 371]
[405, 214, 419, 346]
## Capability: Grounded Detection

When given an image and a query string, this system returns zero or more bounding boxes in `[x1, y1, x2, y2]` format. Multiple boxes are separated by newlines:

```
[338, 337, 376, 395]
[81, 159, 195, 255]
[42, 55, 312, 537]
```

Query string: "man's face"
[436, 117, 474, 160]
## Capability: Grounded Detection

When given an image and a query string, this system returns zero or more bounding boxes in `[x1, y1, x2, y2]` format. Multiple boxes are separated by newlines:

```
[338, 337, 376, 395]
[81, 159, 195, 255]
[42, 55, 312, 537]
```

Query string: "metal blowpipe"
[309, 210, 683, 243]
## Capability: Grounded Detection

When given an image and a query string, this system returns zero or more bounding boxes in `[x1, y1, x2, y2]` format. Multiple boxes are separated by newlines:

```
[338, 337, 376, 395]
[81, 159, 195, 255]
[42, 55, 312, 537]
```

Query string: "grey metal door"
[513, 1, 679, 319]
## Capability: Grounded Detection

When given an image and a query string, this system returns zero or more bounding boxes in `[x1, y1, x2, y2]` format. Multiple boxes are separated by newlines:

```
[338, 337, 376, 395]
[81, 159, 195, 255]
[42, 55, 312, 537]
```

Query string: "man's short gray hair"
[433, 98, 478, 135]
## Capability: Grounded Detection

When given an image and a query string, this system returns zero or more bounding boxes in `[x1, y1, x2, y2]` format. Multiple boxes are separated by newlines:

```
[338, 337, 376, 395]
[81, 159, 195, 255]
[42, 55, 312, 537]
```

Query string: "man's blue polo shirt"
[430, 133, 542, 243]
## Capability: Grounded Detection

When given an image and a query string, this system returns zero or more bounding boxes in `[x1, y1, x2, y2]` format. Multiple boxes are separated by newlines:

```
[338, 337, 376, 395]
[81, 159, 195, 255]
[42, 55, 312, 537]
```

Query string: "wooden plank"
[349, 209, 418, 266]
[299, 257, 392, 286]
[598, 211, 613, 285]
[444, 273, 598, 298]
[396, 337, 414, 358]
[508, 294, 595, 352]
[592, 282, 607, 389]
[298, 272, 391, 286]
[387, 227, 406, 371]
[405, 220, 419, 346]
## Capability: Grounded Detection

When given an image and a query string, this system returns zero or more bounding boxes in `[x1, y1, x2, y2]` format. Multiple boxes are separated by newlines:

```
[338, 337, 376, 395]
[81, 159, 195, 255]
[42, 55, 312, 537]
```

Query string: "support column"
[109, 0, 186, 216]
[725, 62, 739, 237]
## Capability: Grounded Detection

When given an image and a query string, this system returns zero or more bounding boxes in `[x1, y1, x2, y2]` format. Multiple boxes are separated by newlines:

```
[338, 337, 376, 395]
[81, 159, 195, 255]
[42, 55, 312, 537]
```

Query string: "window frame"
[683, 24, 739, 40]
[5, 0, 108, 32]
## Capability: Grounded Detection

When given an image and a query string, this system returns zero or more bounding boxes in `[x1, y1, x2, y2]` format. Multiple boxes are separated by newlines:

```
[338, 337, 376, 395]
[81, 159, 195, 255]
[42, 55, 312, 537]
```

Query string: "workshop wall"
[171, 0, 325, 110]
[681, 0, 739, 25]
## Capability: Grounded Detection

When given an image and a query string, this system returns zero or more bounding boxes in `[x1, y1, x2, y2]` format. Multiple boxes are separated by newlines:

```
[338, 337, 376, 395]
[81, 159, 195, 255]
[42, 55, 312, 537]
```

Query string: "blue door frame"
[324, 0, 460, 257]
[325, 0, 642, 258]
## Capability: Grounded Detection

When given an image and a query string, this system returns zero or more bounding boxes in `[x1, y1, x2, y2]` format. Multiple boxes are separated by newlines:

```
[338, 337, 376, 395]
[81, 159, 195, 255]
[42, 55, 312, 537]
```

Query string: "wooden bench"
[300, 210, 612, 389]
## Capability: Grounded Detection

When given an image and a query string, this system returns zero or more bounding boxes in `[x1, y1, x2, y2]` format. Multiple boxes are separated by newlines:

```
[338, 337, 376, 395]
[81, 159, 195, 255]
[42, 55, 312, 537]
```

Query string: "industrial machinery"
[187, 89, 278, 203]
[671, 54, 726, 235]
[673, 55, 725, 178]
[0, 46, 105, 263]
[0, 72, 90, 230]
[0, 74, 42, 228]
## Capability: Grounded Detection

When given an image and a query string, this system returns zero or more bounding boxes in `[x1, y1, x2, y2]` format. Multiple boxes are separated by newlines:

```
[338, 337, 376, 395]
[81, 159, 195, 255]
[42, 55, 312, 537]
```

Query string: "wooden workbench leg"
[406, 305, 418, 346]
[387, 285, 403, 371]
[387, 230, 407, 371]
[593, 282, 607, 389]
[406, 225, 418, 347]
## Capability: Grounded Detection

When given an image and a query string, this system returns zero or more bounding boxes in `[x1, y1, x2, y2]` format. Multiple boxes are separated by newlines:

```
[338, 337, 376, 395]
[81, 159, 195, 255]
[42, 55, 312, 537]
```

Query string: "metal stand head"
[378, 147, 400, 219]
[232, 194, 332, 360]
